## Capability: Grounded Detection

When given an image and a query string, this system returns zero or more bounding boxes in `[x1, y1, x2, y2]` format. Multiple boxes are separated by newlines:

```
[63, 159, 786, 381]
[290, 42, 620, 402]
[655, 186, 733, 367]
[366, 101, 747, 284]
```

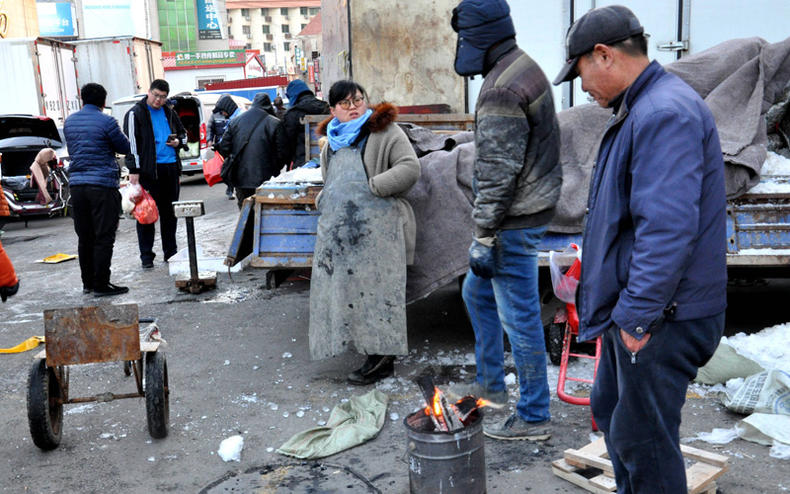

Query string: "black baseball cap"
[553, 5, 644, 85]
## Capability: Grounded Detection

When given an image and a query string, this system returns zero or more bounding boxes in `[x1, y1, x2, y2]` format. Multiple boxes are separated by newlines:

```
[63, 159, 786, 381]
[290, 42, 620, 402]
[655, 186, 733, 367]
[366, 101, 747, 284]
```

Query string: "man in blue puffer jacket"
[553, 6, 727, 493]
[64, 83, 131, 297]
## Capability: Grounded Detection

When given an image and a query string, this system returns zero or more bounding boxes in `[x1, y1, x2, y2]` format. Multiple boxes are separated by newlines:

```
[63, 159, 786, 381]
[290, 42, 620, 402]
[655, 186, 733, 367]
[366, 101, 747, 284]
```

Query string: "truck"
[0, 37, 80, 125]
[72, 37, 164, 109]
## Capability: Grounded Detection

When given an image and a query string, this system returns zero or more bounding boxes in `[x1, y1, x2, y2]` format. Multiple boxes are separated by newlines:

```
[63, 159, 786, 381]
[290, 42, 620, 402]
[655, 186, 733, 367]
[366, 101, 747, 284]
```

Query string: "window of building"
[241, 8, 249, 18]
[260, 8, 268, 16]
[284, 42, 291, 51]
[261, 25, 270, 34]
[264, 43, 273, 52]
[309, 8, 319, 15]
[242, 25, 250, 35]
[281, 24, 289, 34]
[245, 43, 251, 50]
[301, 24, 307, 31]
[300, 7, 308, 15]
[280, 7, 288, 16]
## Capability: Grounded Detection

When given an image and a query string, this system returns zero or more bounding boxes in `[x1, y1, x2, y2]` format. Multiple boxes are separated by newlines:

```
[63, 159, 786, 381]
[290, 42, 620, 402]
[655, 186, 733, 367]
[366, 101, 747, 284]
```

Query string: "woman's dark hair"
[81, 83, 107, 107]
[328, 80, 368, 106]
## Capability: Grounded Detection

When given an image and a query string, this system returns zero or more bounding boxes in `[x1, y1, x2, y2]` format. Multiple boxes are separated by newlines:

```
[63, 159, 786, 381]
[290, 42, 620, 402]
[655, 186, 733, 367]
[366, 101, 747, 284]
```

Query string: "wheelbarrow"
[26, 304, 169, 450]
[547, 244, 601, 431]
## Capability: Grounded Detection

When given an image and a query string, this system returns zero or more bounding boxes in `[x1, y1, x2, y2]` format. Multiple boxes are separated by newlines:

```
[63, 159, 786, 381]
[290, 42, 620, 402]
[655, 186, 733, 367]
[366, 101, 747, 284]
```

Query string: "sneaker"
[445, 382, 508, 409]
[347, 355, 395, 385]
[142, 260, 154, 269]
[483, 414, 551, 441]
[93, 283, 129, 298]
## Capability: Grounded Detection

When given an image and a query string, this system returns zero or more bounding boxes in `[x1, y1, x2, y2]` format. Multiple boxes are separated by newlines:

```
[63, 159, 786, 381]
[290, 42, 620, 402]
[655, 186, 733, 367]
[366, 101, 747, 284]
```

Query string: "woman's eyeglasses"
[337, 95, 365, 109]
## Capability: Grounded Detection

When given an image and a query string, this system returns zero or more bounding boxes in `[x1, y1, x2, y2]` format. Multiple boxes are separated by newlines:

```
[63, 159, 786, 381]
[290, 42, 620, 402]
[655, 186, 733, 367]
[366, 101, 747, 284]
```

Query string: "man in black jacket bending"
[217, 93, 282, 209]
[278, 79, 329, 169]
[123, 79, 187, 269]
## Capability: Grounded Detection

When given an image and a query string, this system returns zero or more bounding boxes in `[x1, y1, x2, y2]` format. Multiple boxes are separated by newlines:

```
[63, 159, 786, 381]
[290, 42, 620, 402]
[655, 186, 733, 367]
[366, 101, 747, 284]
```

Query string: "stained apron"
[309, 146, 408, 359]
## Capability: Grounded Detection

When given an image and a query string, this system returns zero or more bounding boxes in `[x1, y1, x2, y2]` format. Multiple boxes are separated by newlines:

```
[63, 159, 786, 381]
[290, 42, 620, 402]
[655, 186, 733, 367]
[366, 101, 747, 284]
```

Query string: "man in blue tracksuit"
[553, 6, 727, 493]
[64, 83, 131, 297]
[123, 79, 187, 269]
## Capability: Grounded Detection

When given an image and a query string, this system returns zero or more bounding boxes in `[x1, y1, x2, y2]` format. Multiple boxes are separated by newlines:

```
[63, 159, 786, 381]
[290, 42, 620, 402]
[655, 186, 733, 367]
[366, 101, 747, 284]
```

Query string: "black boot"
[347, 355, 395, 385]
[0, 280, 19, 302]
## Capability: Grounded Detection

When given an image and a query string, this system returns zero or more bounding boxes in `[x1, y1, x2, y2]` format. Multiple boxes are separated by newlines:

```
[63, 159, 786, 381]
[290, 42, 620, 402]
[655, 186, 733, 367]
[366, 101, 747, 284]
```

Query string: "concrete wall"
[322, 0, 464, 112]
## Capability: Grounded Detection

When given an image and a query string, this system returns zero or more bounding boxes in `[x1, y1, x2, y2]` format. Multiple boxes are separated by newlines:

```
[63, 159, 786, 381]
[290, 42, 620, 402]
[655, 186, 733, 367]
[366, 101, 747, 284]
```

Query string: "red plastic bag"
[203, 153, 224, 186]
[133, 189, 159, 224]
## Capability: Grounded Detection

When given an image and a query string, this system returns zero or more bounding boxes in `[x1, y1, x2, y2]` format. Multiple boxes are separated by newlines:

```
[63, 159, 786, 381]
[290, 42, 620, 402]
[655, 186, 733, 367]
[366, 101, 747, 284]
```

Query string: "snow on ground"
[725, 321, 790, 373]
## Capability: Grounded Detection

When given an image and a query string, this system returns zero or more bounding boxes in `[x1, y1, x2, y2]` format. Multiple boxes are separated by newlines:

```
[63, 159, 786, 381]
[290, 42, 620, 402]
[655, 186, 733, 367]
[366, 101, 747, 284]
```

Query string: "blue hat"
[451, 0, 516, 76]
[285, 80, 311, 107]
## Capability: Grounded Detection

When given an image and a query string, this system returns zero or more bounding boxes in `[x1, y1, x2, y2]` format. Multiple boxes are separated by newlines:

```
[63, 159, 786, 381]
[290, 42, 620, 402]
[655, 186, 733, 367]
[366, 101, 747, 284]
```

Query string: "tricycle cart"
[26, 304, 169, 450]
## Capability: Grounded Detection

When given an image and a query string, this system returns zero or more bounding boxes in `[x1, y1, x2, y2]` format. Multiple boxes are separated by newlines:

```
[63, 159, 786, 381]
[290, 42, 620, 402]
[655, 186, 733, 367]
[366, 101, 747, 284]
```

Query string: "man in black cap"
[446, 0, 562, 441]
[555, 5, 727, 492]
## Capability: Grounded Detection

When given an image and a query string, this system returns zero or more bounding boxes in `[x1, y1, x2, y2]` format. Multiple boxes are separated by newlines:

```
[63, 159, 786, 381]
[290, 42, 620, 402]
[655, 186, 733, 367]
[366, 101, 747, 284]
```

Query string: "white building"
[226, 0, 320, 74]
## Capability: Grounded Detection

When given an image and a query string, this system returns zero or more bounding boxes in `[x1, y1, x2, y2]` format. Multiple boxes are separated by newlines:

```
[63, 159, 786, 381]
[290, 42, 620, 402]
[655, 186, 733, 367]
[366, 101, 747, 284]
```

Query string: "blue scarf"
[326, 109, 373, 151]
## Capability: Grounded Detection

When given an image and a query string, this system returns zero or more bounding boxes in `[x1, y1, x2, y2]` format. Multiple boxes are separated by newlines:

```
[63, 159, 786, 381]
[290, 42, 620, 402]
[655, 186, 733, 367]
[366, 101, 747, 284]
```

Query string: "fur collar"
[316, 102, 397, 136]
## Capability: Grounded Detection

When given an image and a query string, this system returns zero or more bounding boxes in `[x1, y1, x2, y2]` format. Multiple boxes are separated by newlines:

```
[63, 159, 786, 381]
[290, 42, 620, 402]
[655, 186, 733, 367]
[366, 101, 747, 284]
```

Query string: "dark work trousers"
[590, 313, 725, 494]
[234, 187, 255, 210]
[137, 163, 180, 263]
[70, 185, 121, 289]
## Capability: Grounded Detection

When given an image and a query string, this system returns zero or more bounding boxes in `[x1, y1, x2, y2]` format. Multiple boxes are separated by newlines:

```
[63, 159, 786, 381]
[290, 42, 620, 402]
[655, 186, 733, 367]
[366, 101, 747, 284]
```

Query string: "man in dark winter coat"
[554, 6, 726, 493]
[217, 93, 282, 208]
[64, 83, 131, 297]
[123, 79, 188, 269]
[207, 94, 240, 199]
[447, 0, 562, 441]
[278, 79, 329, 168]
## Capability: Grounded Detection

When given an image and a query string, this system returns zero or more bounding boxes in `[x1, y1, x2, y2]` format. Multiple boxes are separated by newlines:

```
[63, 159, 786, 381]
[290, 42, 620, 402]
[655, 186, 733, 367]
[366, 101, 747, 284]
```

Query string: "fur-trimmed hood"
[316, 102, 398, 136]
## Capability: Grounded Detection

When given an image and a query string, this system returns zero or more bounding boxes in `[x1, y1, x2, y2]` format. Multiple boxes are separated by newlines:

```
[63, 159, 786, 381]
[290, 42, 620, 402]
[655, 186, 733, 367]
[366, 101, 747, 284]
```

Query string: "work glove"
[468, 237, 496, 279]
[0, 281, 19, 302]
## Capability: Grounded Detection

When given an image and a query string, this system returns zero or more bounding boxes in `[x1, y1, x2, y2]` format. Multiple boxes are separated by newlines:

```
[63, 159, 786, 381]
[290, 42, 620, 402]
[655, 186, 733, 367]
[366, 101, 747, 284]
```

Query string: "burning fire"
[420, 386, 490, 432]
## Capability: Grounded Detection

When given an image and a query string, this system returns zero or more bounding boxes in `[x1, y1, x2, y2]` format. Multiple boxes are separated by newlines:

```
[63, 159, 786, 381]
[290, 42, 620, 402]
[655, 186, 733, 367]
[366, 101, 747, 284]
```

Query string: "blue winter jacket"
[578, 61, 727, 342]
[64, 104, 131, 188]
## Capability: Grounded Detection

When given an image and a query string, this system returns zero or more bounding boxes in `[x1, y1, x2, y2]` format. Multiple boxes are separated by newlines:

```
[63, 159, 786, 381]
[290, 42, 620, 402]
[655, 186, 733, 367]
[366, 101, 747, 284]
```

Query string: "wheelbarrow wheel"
[27, 359, 63, 450]
[548, 322, 565, 366]
[145, 351, 169, 439]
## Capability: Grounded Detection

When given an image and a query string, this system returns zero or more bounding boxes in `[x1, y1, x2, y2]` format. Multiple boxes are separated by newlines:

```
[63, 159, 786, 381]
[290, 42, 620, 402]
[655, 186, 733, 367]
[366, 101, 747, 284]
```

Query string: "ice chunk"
[218, 435, 244, 462]
[504, 373, 517, 385]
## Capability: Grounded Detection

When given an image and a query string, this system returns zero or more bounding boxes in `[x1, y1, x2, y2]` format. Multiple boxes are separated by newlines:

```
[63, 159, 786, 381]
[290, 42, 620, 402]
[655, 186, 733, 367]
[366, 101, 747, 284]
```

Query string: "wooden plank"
[680, 444, 729, 468]
[551, 460, 614, 494]
[687, 462, 727, 494]
[589, 474, 617, 491]
[577, 437, 609, 457]
[564, 449, 615, 476]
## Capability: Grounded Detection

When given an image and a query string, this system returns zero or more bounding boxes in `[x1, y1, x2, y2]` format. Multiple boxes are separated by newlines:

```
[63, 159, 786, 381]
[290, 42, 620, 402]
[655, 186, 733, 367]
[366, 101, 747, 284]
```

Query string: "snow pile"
[725, 322, 790, 374]
[218, 435, 244, 462]
[750, 151, 790, 194]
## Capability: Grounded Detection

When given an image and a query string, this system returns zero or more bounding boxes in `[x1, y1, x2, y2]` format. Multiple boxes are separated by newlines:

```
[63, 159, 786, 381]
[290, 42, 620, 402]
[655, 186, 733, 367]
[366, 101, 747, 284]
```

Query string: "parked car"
[0, 115, 71, 220]
[110, 92, 251, 176]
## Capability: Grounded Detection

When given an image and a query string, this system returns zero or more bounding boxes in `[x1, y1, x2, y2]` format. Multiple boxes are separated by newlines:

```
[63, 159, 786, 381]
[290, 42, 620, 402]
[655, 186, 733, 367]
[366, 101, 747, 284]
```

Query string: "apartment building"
[226, 0, 320, 74]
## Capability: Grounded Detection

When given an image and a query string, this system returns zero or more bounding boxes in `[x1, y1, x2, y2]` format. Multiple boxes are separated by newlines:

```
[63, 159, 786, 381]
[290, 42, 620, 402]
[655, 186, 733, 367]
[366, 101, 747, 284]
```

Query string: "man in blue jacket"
[64, 83, 131, 297]
[123, 79, 187, 269]
[554, 6, 727, 492]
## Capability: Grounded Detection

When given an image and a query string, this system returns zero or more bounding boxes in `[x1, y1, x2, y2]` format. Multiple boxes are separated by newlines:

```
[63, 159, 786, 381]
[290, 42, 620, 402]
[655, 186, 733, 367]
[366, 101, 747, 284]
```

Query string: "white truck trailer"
[0, 37, 80, 125]
[72, 37, 164, 109]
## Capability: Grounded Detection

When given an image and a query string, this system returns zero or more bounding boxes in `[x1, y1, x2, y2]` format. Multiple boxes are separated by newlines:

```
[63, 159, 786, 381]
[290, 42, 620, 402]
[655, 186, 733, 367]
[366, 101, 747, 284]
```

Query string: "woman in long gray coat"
[310, 80, 420, 385]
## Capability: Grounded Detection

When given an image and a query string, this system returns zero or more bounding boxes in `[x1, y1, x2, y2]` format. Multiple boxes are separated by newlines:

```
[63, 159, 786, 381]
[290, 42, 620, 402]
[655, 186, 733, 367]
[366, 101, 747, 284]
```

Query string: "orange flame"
[432, 389, 443, 417]
[476, 398, 489, 408]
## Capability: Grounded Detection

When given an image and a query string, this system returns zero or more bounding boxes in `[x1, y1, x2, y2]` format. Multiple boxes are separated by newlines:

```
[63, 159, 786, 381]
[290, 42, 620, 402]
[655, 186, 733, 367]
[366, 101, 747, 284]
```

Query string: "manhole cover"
[200, 462, 380, 493]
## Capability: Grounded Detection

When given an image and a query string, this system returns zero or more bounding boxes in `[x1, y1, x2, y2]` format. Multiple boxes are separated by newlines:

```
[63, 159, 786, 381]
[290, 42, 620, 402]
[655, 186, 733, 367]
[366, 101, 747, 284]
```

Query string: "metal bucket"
[404, 410, 486, 494]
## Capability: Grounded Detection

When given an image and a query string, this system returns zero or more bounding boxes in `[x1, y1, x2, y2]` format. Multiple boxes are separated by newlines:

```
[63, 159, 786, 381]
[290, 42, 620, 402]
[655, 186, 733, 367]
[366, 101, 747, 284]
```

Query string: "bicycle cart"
[27, 304, 169, 450]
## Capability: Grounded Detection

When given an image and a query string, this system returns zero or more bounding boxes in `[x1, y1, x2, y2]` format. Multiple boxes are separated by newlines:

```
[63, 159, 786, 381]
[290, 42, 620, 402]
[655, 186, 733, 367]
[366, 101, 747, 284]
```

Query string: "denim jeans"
[462, 226, 550, 423]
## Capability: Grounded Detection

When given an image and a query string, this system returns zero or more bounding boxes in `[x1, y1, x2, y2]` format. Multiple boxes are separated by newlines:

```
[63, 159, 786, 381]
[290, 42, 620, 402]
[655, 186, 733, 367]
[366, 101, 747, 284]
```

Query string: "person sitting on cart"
[309, 80, 421, 385]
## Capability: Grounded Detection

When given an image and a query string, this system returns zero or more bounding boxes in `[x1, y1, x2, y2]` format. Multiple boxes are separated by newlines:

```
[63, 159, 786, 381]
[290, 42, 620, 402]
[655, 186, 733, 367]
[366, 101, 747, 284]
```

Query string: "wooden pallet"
[551, 437, 728, 494]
